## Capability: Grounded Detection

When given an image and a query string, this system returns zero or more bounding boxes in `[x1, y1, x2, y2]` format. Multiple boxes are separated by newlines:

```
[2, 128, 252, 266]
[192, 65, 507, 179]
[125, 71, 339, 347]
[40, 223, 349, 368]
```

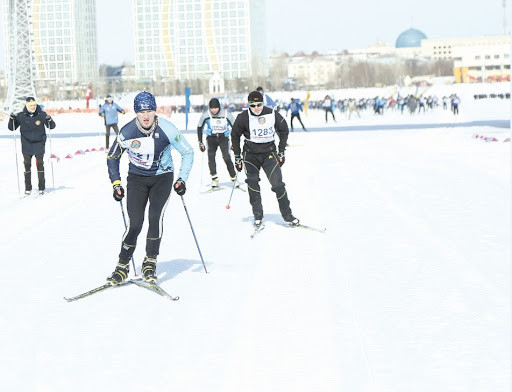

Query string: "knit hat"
[248, 91, 263, 104]
[134, 91, 157, 113]
[209, 98, 220, 109]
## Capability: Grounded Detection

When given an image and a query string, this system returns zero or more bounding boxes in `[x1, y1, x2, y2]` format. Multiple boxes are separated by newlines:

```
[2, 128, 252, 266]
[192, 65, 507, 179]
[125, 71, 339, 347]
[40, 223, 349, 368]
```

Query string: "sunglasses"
[249, 103, 263, 108]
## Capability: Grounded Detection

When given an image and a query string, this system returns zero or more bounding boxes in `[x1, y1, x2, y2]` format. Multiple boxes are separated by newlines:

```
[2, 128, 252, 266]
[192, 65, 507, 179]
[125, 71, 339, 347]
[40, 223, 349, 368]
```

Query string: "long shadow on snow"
[154, 258, 204, 284]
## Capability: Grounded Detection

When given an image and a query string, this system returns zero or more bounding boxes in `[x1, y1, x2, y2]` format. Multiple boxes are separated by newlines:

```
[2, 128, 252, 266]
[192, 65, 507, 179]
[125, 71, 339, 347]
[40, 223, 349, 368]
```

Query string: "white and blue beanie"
[134, 91, 157, 113]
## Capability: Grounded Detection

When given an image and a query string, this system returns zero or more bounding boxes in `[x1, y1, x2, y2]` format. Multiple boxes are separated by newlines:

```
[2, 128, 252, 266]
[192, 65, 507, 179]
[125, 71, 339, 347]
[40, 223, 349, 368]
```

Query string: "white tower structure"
[5, 0, 37, 113]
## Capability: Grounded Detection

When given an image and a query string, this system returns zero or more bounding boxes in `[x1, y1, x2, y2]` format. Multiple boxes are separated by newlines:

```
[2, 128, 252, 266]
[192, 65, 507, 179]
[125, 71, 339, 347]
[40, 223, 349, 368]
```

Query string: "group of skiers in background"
[272, 93, 462, 121]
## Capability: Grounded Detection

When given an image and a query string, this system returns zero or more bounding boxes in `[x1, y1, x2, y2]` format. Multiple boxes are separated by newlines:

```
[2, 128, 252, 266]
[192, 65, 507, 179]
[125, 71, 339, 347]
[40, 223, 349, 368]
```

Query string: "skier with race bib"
[106, 91, 194, 285]
[197, 98, 237, 188]
[231, 90, 299, 228]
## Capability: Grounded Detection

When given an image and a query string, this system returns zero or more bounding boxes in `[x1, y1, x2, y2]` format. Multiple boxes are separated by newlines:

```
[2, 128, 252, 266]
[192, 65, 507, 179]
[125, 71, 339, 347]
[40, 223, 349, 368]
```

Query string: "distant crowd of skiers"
[271, 93, 463, 120]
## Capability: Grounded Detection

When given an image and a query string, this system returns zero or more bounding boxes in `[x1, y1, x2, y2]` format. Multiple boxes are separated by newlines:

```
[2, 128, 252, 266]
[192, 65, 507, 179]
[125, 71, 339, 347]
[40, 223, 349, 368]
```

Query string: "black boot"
[106, 260, 130, 285]
[142, 256, 157, 283]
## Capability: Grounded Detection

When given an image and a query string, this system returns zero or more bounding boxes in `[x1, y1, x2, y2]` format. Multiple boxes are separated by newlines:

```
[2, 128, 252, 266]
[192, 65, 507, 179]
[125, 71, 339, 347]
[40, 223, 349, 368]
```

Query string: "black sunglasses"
[249, 103, 263, 108]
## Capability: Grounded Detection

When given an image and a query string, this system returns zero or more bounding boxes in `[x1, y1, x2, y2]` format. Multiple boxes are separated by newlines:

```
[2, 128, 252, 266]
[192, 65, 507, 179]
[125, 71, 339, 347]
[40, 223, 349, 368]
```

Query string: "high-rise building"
[3, 0, 99, 96]
[134, 0, 267, 81]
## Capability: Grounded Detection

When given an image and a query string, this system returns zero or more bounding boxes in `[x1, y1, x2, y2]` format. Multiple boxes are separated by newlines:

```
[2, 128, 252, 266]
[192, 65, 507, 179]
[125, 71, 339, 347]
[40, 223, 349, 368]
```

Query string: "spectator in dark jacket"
[8, 97, 56, 195]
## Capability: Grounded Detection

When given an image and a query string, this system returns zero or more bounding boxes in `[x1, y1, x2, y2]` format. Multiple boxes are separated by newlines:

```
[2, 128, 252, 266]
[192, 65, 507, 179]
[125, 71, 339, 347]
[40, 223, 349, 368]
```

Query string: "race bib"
[248, 113, 275, 144]
[210, 117, 228, 134]
[126, 137, 155, 170]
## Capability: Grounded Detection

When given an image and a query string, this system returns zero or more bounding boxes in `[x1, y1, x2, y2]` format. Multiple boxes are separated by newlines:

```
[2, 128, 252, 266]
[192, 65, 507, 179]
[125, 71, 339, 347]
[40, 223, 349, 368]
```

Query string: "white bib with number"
[126, 137, 155, 170]
[209, 116, 228, 135]
[248, 113, 275, 143]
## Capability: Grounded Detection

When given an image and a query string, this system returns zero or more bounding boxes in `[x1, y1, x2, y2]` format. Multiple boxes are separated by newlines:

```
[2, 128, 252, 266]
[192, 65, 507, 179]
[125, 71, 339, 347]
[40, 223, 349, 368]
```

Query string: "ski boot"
[107, 260, 130, 285]
[230, 176, 240, 188]
[284, 214, 300, 227]
[254, 218, 263, 227]
[142, 256, 157, 283]
[210, 175, 219, 188]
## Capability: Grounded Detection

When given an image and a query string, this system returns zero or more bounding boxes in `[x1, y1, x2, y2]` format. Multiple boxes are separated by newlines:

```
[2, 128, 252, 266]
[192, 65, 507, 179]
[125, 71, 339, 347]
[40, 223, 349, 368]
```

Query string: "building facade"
[422, 36, 511, 82]
[276, 32, 511, 87]
[134, 0, 267, 81]
[3, 0, 99, 97]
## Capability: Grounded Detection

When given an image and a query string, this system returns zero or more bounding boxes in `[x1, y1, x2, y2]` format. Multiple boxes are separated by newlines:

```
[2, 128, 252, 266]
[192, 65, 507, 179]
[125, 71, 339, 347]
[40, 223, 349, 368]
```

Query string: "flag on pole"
[304, 91, 311, 116]
[185, 87, 191, 131]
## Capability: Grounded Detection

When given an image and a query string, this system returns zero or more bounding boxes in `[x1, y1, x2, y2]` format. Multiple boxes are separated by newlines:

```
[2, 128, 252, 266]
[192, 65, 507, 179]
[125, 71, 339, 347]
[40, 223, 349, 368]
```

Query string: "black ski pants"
[105, 124, 120, 149]
[243, 150, 293, 221]
[207, 134, 235, 178]
[324, 108, 336, 122]
[119, 172, 173, 262]
[290, 113, 305, 131]
[23, 154, 45, 191]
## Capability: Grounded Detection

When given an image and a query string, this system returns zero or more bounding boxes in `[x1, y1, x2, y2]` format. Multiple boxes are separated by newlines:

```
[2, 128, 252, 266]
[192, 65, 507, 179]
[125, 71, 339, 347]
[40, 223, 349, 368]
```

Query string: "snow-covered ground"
[0, 91, 510, 392]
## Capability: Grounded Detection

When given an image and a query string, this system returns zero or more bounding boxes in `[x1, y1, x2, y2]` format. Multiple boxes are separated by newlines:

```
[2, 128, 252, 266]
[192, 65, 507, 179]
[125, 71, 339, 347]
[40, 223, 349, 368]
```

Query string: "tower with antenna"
[4, 0, 37, 113]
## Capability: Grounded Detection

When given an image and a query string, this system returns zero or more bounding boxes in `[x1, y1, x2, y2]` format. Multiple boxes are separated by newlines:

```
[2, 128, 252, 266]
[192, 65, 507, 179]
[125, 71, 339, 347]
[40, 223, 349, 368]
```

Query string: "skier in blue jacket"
[106, 91, 194, 284]
[98, 95, 125, 149]
[286, 98, 307, 132]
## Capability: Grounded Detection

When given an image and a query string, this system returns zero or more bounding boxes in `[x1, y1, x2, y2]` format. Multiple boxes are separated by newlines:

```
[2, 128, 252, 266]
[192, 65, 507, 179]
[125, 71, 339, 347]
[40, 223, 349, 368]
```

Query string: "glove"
[113, 183, 124, 201]
[199, 141, 206, 152]
[9, 113, 16, 121]
[174, 178, 186, 196]
[234, 155, 243, 172]
[99, 113, 105, 117]
[121, 110, 125, 114]
[277, 152, 285, 167]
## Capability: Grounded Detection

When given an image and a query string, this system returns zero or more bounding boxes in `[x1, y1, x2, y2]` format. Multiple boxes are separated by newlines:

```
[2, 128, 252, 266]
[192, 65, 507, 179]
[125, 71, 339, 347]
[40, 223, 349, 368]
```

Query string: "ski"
[129, 279, 179, 301]
[250, 224, 265, 239]
[64, 281, 129, 302]
[287, 223, 326, 233]
[201, 186, 226, 194]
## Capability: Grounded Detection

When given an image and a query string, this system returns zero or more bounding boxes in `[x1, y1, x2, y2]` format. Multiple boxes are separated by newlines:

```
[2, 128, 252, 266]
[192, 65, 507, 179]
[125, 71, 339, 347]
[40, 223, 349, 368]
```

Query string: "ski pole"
[45, 122, 56, 190]
[119, 199, 138, 276]
[11, 117, 21, 194]
[180, 195, 207, 273]
[200, 149, 204, 188]
[225, 171, 238, 210]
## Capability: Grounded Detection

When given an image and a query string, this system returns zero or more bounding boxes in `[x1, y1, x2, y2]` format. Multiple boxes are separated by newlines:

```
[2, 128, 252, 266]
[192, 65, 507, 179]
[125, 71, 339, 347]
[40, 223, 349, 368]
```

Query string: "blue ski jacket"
[107, 117, 194, 183]
[99, 102, 125, 125]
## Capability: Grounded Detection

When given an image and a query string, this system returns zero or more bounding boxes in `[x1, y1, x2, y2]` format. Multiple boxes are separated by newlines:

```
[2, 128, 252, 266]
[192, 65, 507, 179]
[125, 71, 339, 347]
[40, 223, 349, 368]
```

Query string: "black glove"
[277, 152, 285, 167]
[174, 178, 186, 196]
[99, 113, 105, 117]
[199, 141, 206, 152]
[234, 155, 243, 172]
[113, 183, 124, 201]
[46, 114, 52, 121]
[9, 113, 16, 121]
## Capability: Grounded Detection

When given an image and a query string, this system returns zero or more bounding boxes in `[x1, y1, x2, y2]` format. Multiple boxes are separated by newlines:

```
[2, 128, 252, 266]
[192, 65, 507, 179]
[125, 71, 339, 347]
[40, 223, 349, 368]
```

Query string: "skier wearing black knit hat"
[197, 98, 237, 189]
[231, 90, 299, 227]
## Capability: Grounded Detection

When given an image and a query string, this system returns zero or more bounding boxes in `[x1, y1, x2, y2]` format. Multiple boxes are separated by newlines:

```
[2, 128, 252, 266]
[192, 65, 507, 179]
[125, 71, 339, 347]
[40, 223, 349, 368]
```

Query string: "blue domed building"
[395, 28, 427, 48]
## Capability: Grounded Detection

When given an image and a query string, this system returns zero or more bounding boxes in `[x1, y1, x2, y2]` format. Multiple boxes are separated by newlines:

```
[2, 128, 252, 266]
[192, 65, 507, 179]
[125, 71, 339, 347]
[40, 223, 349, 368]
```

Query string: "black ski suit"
[231, 106, 294, 221]
[8, 105, 56, 191]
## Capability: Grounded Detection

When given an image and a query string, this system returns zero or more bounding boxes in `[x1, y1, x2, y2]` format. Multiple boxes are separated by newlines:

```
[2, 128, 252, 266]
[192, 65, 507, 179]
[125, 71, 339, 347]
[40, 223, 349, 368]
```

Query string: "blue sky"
[0, 0, 510, 68]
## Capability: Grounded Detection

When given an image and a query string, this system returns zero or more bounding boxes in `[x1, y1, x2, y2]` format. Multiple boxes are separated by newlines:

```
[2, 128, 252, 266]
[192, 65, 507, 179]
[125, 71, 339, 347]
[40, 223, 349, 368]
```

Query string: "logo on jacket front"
[258, 117, 266, 125]
[35, 120, 41, 126]
[131, 140, 141, 149]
